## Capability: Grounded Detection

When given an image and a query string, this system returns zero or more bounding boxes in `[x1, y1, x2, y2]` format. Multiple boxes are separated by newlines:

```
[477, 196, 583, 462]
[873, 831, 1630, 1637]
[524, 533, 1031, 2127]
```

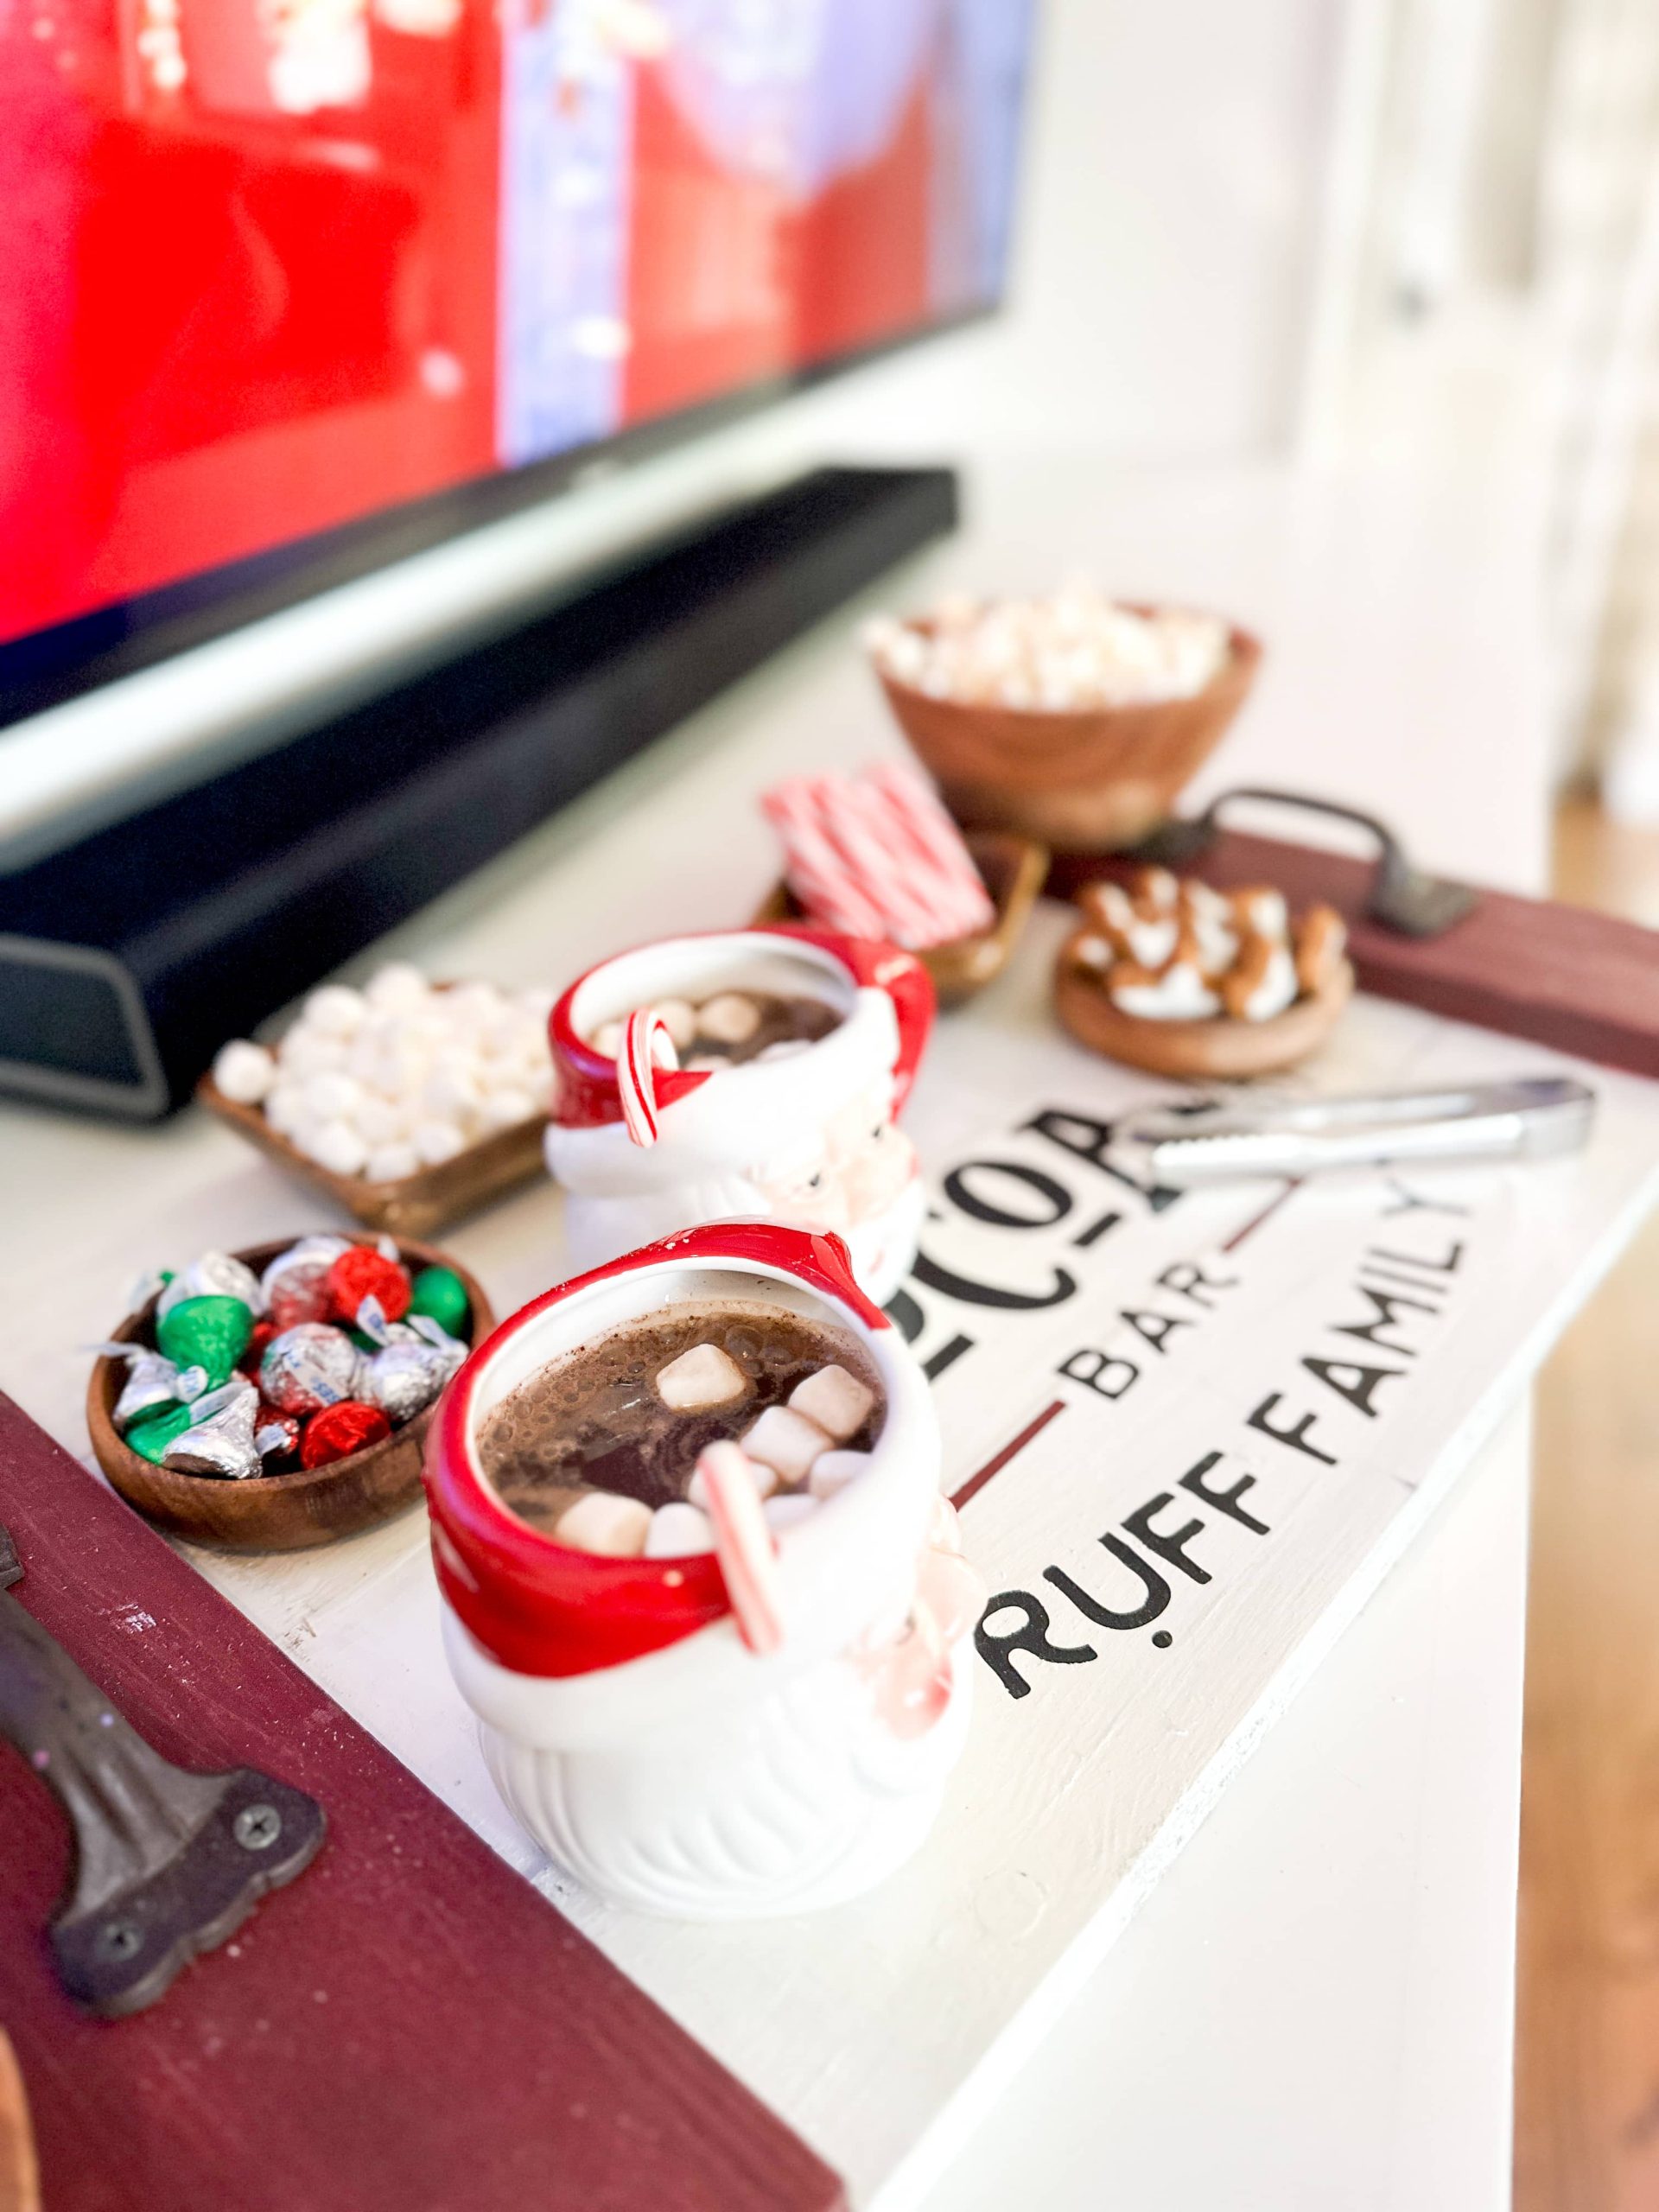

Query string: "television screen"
[0, 0, 1032, 693]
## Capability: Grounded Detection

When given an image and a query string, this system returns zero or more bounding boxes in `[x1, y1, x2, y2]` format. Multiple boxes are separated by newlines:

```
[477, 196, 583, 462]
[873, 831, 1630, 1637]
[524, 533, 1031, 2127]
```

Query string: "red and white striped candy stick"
[696, 1440, 786, 1656]
[761, 781, 890, 939]
[617, 1007, 678, 1147]
[810, 777, 954, 950]
[843, 776, 990, 943]
[865, 762, 995, 934]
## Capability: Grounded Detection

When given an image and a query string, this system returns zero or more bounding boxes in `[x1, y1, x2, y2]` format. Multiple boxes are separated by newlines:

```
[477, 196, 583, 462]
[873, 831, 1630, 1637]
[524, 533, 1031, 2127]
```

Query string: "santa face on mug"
[753, 1079, 919, 1238]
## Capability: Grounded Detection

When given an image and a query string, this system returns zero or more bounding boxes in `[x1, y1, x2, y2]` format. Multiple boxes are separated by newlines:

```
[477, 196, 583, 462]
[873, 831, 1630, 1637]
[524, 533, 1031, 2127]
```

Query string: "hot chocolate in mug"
[425, 1223, 981, 1919]
[543, 926, 934, 1303]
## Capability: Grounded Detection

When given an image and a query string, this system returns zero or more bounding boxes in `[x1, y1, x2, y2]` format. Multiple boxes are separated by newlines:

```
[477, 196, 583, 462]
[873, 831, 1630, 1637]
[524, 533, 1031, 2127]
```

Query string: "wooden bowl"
[86, 1236, 495, 1554]
[196, 975, 549, 1236]
[874, 612, 1262, 852]
[1053, 929, 1355, 1078]
[197, 1075, 545, 1238]
[753, 830, 1049, 1007]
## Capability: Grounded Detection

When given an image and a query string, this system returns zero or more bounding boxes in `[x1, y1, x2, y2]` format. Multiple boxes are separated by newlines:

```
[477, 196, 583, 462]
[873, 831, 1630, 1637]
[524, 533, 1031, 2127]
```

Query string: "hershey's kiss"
[162, 1379, 263, 1480]
[111, 1348, 188, 1432]
[260, 1321, 364, 1414]
[365, 1339, 452, 1425]
[156, 1251, 264, 1323]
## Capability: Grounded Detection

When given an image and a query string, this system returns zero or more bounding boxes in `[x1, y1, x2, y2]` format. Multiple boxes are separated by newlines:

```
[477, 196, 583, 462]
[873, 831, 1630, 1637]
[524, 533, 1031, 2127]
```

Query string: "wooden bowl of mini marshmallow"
[198, 966, 555, 1236]
[1054, 867, 1353, 1078]
[868, 590, 1262, 851]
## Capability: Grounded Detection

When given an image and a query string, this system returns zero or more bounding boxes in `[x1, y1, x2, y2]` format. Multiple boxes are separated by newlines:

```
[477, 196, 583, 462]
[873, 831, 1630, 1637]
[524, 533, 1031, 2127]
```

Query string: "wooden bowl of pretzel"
[1054, 865, 1353, 1078]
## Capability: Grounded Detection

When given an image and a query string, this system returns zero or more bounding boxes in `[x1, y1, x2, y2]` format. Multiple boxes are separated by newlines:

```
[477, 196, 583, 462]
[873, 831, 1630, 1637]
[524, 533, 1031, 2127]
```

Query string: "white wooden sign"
[17, 948, 1656, 2211]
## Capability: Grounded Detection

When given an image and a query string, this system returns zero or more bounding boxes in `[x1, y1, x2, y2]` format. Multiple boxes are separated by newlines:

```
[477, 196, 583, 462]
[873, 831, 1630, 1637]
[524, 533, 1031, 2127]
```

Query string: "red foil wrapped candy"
[301, 1401, 392, 1469]
[327, 1247, 411, 1329]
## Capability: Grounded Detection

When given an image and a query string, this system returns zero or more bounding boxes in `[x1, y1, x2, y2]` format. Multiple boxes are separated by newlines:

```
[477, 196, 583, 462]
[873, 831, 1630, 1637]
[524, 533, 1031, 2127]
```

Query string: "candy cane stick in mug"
[617, 1008, 678, 1147]
[696, 1440, 787, 1656]
[865, 762, 995, 935]
[761, 783, 890, 939]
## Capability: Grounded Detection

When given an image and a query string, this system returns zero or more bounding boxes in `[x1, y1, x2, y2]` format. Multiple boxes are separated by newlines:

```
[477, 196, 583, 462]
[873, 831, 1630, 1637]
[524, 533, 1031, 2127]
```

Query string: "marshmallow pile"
[211, 964, 555, 1183]
[554, 1345, 879, 1560]
[1068, 867, 1347, 1023]
[865, 588, 1232, 713]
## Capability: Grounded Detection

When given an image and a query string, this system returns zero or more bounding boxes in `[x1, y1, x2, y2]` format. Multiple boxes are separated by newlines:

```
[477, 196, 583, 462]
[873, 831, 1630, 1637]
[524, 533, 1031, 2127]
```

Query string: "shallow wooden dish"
[754, 830, 1048, 1007]
[197, 985, 549, 1240]
[86, 1235, 494, 1554]
[1053, 929, 1355, 1078]
[874, 610, 1261, 852]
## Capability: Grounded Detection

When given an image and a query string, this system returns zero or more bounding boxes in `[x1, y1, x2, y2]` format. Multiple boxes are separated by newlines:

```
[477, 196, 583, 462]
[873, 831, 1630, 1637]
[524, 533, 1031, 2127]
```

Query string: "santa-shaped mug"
[425, 1222, 982, 1918]
[543, 925, 934, 1303]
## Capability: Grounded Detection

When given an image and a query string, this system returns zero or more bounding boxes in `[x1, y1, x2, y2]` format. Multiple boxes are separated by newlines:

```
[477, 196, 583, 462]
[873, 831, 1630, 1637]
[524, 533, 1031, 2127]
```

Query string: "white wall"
[0, 0, 1345, 864]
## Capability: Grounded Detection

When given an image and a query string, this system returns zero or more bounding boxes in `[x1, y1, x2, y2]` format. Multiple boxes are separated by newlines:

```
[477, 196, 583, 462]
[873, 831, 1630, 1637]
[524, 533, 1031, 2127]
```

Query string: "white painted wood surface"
[0, 446, 1576, 2206]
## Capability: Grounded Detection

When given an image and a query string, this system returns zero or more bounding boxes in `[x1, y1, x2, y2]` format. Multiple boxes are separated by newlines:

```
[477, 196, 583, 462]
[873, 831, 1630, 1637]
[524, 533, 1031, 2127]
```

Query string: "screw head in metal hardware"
[234, 1802, 283, 1851]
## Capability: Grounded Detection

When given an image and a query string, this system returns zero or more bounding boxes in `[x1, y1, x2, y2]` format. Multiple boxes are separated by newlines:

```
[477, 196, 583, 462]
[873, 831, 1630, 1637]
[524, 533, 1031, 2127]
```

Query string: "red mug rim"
[548, 922, 933, 1132]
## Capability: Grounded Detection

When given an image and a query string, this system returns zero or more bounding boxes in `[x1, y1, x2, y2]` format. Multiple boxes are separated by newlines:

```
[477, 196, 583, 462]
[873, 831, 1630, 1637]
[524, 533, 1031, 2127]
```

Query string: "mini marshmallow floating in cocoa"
[479, 1300, 886, 1567]
[1055, 864, 1356, 1078]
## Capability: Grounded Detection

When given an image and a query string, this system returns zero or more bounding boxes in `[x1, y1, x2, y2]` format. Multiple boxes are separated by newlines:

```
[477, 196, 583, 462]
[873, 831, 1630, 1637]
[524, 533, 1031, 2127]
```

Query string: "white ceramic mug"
[425, 1223, 980, 1919]
[543, 926, 934, 1303]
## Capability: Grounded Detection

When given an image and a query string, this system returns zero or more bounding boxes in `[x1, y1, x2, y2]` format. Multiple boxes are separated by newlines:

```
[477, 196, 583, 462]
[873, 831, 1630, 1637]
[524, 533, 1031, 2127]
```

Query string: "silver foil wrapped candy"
[162, 1378, 263, 1480]
[260, 1322, 363, 1414]
[365, 1339, 454, 1425]
[156, 1250, 264, 1323]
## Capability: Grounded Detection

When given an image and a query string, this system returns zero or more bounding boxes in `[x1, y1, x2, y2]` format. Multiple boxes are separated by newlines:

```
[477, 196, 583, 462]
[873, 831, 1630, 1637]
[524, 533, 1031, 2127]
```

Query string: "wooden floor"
[1516, 796, 1659, 2212]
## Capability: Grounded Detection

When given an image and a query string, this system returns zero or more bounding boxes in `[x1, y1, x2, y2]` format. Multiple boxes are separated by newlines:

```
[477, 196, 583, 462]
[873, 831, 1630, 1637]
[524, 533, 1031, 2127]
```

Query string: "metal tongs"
[1114, 1076, 1597, 1186]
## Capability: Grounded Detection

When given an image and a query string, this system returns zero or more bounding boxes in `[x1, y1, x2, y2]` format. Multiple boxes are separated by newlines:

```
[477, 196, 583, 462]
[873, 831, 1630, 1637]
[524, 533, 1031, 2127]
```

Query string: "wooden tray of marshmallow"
[198, 965, 555, 1236]
[1054, 864, 1353, 1077]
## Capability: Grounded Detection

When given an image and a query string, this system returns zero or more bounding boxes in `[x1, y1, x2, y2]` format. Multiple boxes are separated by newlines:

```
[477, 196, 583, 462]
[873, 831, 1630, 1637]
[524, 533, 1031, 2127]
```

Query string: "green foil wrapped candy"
[124, 1402, 195, 1464]
[408, 1265, 468, 1338]
[156, 1294, 252, 1385]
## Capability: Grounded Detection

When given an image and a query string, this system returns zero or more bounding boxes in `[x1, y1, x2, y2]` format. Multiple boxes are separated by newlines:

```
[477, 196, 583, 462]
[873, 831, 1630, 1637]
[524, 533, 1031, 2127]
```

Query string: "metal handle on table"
[1113, 1076, 1596, 1186]
[0, 1518, 325, 2018]
[1138, 786, 1480, 938]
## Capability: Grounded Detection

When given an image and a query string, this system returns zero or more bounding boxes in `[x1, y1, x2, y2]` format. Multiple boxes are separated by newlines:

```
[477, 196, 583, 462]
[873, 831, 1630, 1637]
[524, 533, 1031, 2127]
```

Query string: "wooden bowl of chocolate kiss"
[86, 1235, 493, 1554]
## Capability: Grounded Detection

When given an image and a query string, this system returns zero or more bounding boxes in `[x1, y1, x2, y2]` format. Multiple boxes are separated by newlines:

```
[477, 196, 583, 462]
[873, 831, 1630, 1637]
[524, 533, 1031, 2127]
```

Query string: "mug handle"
[770, 926, 936, 1112]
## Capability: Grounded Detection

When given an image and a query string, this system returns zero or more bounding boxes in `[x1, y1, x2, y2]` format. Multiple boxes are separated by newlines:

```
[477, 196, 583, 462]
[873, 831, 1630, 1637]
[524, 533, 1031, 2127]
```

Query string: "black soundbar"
[0, 465, 957, 1119]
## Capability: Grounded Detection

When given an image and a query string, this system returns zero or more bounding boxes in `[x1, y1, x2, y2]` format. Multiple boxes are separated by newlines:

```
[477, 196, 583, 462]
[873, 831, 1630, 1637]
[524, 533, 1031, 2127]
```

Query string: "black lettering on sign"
[923, 1335, 976, 1382]
[1058, 1345, 1139, 1400]
[1247, 1394, 1338, 1465]
[1155, 1257, 1240, 1309]
[943, 1160, 1075, 1230]
[912, 1251, 1078, 1312]
[1121, 1307, 1192, 1356]
[976, 1591, 1097, 1699]
[1382, 1179, 1471, 1219]
[1304, 1355, 1405, 1416]
[1072, 1210, 1123, 1249]
[1021, 1109, 1182, 1212]
[884, 1289, 976, 1384]
[1179, 1450, 1270, 1534]
[1368, 1239, 1465, 1275]
[1122, 1494, 1212, 1584]
[1046, 1535, 1171, 1630]
[1332, 1282, 1435, 1356]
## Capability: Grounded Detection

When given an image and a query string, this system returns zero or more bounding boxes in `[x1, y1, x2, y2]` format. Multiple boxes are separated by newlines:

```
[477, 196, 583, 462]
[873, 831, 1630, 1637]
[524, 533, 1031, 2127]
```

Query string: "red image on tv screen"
[0, 0, 1030, 656]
